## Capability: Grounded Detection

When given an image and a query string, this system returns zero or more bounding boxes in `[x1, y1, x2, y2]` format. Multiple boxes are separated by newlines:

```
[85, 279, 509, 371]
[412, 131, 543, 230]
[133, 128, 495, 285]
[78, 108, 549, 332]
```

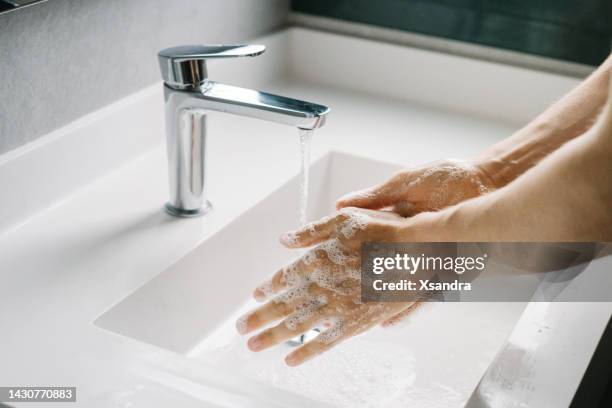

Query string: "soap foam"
[280, 261, 305, 287]
[309, 265, 335, 290]
[317, 318, 345, 344]
[318, 238, 356, 266]
[305, 214, 333, 235]
[338, 209, 369, 239]
[285, 294, 328, 331]
[302, 250, 318, 266]
[280, 232, 300, 247]
[422, 162, 469, 210]
[390, 160, 490, 211]
[274, 282, 309, 305]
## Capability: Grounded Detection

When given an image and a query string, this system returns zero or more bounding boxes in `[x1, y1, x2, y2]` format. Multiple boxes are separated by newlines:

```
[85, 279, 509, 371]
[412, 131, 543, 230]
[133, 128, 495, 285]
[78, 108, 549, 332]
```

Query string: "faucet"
[157, 44, 330, 217]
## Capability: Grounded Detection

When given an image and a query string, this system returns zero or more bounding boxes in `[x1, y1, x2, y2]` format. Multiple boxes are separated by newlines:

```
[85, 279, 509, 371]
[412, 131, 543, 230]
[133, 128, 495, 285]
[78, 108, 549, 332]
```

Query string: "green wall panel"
[292, 0, 612, 66]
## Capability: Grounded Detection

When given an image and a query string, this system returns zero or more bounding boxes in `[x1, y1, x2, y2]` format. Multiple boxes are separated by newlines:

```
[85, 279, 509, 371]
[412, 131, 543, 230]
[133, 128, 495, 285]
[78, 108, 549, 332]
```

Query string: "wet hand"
[336, 159, 495, 216]
[236, 208, 416, 366]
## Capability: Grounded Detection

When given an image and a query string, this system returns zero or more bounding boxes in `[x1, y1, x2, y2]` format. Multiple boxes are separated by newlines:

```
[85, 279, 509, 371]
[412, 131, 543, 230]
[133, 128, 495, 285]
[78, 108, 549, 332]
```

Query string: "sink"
[95, 151, 527, 407]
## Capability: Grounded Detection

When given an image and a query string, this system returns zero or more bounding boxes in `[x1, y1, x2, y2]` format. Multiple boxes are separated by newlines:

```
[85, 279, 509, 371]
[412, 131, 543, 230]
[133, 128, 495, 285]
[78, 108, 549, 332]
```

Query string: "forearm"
[405, 123, 612, 242]
[473, 54, 612, 188]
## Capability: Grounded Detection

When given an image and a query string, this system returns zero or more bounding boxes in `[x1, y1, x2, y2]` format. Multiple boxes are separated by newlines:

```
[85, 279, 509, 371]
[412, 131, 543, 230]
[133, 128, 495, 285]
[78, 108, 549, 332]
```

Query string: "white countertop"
[2, 28, 603, 408]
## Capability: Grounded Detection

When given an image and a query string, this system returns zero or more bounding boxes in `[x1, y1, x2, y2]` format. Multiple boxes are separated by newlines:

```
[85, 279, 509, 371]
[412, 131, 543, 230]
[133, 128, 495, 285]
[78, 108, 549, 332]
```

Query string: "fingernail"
[235, 315, 249, 335]
[285, 354, 299, 366]
[248, 336, 263, 351]
[253, 288, 266, 302]
[253, 281, 272, 302]
[279, 232, 297, 246]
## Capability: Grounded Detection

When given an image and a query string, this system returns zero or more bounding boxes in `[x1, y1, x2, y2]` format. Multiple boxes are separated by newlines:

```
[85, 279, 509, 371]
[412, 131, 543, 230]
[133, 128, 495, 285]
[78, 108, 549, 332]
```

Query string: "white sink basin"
[95, 151, 527, 407]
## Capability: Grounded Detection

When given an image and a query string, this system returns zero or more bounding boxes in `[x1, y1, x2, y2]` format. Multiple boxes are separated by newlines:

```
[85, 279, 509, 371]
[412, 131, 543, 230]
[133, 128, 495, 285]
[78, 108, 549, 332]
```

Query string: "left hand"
[235, 208, 417, 366]
[335, 159, 495, 216]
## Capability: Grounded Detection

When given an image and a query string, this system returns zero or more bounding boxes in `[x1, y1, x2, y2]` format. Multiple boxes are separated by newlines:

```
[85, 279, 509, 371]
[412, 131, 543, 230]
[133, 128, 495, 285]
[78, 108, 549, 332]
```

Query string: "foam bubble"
[285, 294, 327, 331]
[280, 262, 304, 287]
[280, 232, 301, 247]
[419, 161, 489, 210]
[310, 265, 335, 289]
[317, 318, 345, 344]
[302, 250, 317, 266]
[318, 238, 356, 266]
[338, 209, 369, 239]
[274, 282, 309, 304]
[477, 177, 489, 194]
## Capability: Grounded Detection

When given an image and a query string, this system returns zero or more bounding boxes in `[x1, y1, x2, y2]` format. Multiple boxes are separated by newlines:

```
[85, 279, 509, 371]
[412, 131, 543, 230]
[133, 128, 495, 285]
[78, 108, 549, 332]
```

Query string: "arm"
[474, 54, 612, 187]
[405, 85, 612, 242]
[236, 96, 612, 367]
[337, 54, 612, 213]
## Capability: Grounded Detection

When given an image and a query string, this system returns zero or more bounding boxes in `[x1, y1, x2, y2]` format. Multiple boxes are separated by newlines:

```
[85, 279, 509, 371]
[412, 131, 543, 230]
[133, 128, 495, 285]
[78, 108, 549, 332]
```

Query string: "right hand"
[237, 208, 416, 367]
[336, 159, 496, 216]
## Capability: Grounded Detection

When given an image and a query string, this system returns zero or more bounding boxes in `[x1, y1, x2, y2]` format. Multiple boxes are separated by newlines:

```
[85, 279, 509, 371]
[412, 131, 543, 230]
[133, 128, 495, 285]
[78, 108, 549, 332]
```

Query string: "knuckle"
[274, 301, 291, 315]
[248, 312, 262, 327]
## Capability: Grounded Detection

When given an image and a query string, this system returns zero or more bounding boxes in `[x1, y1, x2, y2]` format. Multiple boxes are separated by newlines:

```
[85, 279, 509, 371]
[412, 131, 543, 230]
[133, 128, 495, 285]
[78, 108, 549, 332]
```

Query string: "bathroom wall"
[0, 0, 289, 155]
[292, 0, 612, 66]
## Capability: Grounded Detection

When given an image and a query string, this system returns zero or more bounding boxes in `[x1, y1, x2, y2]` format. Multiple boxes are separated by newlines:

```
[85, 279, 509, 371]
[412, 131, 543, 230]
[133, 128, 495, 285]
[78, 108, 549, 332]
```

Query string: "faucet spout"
[195, 81, 329, 130]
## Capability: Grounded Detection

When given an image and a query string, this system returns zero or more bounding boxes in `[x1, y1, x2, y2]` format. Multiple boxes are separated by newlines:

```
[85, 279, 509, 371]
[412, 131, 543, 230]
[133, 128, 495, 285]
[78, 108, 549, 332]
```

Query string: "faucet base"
[164, 201, 212, 218]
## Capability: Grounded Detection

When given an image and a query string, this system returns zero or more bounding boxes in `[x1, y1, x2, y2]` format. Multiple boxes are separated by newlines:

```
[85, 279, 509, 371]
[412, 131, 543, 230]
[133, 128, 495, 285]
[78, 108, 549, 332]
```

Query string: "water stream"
[298, 128, 313, 227]
[287, 128, 319, 347]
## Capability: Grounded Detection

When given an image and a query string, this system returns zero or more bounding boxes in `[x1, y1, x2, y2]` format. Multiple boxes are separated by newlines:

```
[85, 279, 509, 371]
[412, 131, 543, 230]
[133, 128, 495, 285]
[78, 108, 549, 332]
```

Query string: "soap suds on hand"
[285, 294, 328, 331]
[338, 208, 369, 239]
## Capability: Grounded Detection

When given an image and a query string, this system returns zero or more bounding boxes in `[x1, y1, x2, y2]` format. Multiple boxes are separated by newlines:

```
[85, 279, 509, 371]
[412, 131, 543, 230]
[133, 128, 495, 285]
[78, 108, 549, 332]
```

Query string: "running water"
[298, 128, 313, 226]
[287, 128, 318, 347]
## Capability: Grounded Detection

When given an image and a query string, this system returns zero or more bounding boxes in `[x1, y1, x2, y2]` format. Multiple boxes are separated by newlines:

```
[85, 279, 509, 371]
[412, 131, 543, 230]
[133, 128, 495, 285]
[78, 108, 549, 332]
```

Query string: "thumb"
[335, 178, 403, 210]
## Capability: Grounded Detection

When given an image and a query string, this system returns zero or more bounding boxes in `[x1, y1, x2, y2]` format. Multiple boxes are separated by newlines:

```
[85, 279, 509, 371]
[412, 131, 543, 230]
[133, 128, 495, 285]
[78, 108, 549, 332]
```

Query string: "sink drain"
[285, 328, 321, 347]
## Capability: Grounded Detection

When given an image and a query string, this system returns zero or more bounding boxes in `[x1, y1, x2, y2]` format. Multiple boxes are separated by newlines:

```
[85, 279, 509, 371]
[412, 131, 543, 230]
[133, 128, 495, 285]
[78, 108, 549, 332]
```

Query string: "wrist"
[471, 120, 560, 188]
[471, 158, 504, 190]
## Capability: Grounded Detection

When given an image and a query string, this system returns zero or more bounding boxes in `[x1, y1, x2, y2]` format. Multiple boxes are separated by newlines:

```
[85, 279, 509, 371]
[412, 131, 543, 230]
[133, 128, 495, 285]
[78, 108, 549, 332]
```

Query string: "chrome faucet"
[157, 44, 330, 217]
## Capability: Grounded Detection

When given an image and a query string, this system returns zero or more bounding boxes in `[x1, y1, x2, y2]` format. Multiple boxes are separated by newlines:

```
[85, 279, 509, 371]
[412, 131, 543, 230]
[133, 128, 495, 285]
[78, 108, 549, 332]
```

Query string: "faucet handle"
[158, 44, 266, 89]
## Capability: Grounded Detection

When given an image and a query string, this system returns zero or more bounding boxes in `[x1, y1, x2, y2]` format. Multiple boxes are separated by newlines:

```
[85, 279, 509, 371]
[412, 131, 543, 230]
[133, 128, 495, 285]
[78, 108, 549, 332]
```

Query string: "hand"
[235, 208, 416, 367]
[336, 159, 495, 216]
[333, 159, 495, 327]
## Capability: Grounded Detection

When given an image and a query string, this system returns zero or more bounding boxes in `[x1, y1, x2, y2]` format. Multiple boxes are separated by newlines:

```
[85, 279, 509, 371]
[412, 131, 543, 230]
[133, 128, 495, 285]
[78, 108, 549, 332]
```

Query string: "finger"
[283, 302, 411, 366]
[243, 280, 337, 335]
[252, 266, 298, 303]
[235, 298, 294, 335]
[392, 200, 417, 217]
[335, 176, 404, 210]
[247, 300, 330, 352]
[279, 213, 342, 248]
[253, 252, 321, 302]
